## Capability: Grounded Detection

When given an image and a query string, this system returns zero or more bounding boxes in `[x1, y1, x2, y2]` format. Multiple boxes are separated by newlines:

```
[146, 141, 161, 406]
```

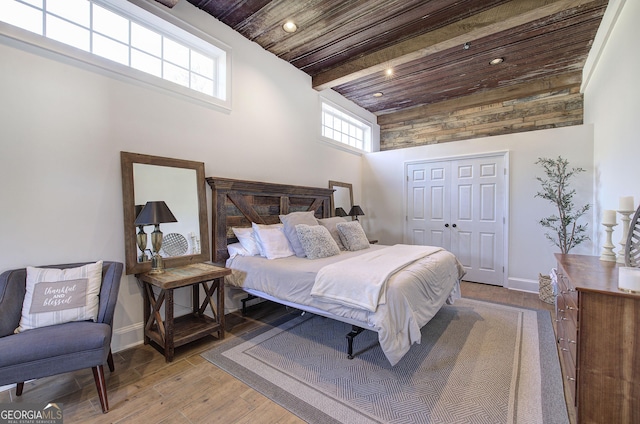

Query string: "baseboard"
[112, 322, 144, 353]
[507, 277, 539, 293]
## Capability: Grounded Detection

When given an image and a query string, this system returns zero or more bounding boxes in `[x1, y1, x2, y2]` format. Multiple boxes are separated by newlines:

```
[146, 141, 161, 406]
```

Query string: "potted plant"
[535, 156, 591, 302]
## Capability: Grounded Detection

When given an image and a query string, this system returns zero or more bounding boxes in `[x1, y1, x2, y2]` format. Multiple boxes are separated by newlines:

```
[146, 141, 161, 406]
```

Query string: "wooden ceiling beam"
[377, 70, 583, 125]
[312, 0, 602, 91]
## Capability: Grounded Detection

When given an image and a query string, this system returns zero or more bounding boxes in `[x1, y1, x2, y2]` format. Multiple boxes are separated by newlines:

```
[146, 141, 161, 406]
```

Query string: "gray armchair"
[0, 261, 123, 413]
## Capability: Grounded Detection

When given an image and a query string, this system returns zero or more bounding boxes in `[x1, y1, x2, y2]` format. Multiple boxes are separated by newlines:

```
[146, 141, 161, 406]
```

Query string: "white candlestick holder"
[600, 222, 617, 262]
[617, 210, 634, 263]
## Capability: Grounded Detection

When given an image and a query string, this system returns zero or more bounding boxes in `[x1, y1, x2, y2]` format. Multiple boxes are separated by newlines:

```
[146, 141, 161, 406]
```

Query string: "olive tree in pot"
[535, 156, 591, 303]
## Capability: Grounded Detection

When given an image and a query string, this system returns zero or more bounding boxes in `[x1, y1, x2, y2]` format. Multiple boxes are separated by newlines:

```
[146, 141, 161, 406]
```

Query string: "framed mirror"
[121, 152, 210, 275]
[328, 180, 353, 217]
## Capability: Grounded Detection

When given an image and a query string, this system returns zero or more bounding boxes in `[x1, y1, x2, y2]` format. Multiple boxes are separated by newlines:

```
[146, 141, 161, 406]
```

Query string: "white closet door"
[450, 157, 505, 285]
[406, 155, 505, 286]
[407, 161, 451, 250]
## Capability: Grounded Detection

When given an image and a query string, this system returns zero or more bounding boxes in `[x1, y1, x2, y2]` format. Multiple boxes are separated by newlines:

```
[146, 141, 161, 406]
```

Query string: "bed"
[206, 177, 465, 365]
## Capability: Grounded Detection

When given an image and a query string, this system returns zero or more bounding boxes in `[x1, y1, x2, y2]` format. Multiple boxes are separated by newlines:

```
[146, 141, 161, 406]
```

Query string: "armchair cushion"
[15, 261, 103, 333]
[0, 321, 111, 383]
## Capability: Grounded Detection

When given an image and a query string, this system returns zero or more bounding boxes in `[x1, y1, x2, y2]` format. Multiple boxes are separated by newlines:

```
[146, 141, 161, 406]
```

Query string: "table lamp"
[134, 204, 149, 263]
[349, 205, 365, 221]
[335, 207, 348, 217]
[134, 201, 177, 274]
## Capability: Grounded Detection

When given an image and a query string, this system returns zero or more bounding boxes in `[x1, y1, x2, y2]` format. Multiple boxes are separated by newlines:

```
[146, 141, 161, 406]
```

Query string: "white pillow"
[317, 217, 349, 250]
[227, 242, 254, 259]
[279, 211, 319, 257]
[232, 227, 261, 256]
[295, 224, 340, 260]
[336, 221, 370, 251]
[15, 261, 103, 333]
[252, 223, 295, 260]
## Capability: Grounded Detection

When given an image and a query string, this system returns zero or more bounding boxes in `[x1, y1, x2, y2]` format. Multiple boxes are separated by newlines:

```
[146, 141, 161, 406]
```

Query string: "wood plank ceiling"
[183, 0, 607, 142]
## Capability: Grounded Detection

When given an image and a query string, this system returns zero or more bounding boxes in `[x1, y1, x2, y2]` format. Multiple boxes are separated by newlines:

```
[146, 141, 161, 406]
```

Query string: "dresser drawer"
[558, 314, 577, 366]
[557, 273, 578, 308]
[560, 345, 577, 406]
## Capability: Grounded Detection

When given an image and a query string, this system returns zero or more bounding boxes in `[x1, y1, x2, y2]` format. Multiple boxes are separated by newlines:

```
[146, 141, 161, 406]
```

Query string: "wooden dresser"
[555, 254, 639, 423]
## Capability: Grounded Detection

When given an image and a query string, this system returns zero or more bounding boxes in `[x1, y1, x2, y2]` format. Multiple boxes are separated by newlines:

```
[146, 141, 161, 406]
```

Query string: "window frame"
[320, 98, 373, 154]
[0, 0, 232, 111]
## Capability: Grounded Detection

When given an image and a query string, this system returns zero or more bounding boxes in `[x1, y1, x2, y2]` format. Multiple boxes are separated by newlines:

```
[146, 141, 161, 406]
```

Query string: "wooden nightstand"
[136, 262, 231, 362]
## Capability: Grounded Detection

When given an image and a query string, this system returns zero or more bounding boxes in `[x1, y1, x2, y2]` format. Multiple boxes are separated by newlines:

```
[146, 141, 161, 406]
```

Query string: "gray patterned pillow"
[336, 221, 370, 251]
[295, 224, 341, 259]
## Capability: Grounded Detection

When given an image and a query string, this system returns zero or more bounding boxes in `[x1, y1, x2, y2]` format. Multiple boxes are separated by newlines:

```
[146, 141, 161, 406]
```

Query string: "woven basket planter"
[538, 274, 554, 304]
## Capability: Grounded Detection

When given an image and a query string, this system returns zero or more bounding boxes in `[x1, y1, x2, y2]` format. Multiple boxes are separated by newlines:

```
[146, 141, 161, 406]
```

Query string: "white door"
[407, 161, 451, 249]
[406, 155, 506, 286]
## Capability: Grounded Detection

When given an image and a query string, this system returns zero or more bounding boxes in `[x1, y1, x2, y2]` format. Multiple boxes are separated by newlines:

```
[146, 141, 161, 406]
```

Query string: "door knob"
[444, 223, 449, 228]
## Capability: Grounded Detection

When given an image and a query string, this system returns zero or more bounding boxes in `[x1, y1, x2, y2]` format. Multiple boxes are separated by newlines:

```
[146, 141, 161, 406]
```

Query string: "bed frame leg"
[241, 294, 258, 316]
[346, 326, 364, 359]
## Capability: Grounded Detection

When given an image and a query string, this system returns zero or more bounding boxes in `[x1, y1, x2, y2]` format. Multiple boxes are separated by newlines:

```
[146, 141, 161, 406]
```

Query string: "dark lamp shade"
[134, 201, 177, 225]
[349, 205, 365, 217]
[335, 207, 348, 217]
[134, 204, 145, 223]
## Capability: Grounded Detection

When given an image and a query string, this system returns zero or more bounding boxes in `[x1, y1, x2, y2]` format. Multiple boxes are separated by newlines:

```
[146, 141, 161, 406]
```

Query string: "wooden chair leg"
[92, 365, 109, 413]
[107, 350, 115, 372]
[16, 382, 24, 396]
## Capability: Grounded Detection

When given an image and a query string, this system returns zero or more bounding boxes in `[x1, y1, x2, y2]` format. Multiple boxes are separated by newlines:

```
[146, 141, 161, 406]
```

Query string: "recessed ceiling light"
[385, 68, 393, 76]
[490, 57, 504, 65]
[373, 92, 384, 97]
[283, 21, 297, 33]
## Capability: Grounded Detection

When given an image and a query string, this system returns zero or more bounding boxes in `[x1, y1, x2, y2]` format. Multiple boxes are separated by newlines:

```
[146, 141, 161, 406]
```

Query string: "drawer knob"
[567, 306, 576, 310]
[569, 339, 576, 344]
[566, 376, 576, 382]
[561, 347, 569, 352]
[561, 317, 569, 321]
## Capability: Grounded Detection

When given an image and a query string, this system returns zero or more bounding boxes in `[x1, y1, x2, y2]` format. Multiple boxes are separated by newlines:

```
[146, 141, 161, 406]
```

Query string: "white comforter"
[312, 244, 443, 312]
[226, 244, 465, 365]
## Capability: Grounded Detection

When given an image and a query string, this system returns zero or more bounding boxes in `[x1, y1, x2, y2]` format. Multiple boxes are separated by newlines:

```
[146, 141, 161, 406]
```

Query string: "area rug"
[202, 298, 568, 424]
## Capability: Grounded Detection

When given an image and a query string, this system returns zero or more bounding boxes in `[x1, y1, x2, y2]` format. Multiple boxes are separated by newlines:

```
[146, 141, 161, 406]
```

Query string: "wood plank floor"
[0, 282, 557, 423]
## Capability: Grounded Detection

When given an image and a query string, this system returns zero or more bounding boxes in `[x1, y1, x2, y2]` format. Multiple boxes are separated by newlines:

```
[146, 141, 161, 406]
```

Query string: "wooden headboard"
[206, 177, 334, 262]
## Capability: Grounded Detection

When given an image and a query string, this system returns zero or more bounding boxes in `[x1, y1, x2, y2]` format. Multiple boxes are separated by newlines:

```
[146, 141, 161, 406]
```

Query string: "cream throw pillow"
[15, 261, 103, 333]
[252, 223, 295, 260]
[279, 211, 319, 257]
[317, 217, 348, 250]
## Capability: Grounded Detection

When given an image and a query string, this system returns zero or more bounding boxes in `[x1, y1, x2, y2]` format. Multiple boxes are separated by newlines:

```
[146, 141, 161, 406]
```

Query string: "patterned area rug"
[202, 298, 568, 424]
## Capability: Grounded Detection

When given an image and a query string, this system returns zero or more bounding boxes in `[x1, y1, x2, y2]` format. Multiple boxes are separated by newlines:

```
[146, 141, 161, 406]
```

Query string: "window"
[0, 0, 230, 109]
[321, 101, 372, 152]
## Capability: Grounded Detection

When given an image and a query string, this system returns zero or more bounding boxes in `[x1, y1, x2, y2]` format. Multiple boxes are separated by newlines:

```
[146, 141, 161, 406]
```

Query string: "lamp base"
[149, 253, 165, 274]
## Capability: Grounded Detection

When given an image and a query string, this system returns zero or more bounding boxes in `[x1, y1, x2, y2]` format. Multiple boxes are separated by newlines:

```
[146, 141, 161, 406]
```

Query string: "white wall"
[362, 125, 595, 291]
[583, 0, 640, 253]
[0, 0, 365, 351]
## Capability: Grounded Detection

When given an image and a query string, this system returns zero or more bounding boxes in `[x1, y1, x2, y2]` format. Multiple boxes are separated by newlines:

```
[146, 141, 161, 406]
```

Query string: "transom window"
[0, 0, 229, 108]
[321, 101, 372, 153]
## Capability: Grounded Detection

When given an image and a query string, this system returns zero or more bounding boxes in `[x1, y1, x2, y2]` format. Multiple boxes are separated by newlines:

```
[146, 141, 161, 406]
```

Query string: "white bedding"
[312, 244, 443, 312]
[226, 244, 465, 365]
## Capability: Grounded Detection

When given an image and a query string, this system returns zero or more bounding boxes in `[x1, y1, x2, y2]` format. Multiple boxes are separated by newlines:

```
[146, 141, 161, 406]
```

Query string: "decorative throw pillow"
[317, 217, 349, 250]
[336, 221, 370, 251]
[15, 261, 103, 333]
[252, 222, 295, 260]
[295, 224, 341, 260]
[279, 211, 319, 257]
[232, 227, 261, 256]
